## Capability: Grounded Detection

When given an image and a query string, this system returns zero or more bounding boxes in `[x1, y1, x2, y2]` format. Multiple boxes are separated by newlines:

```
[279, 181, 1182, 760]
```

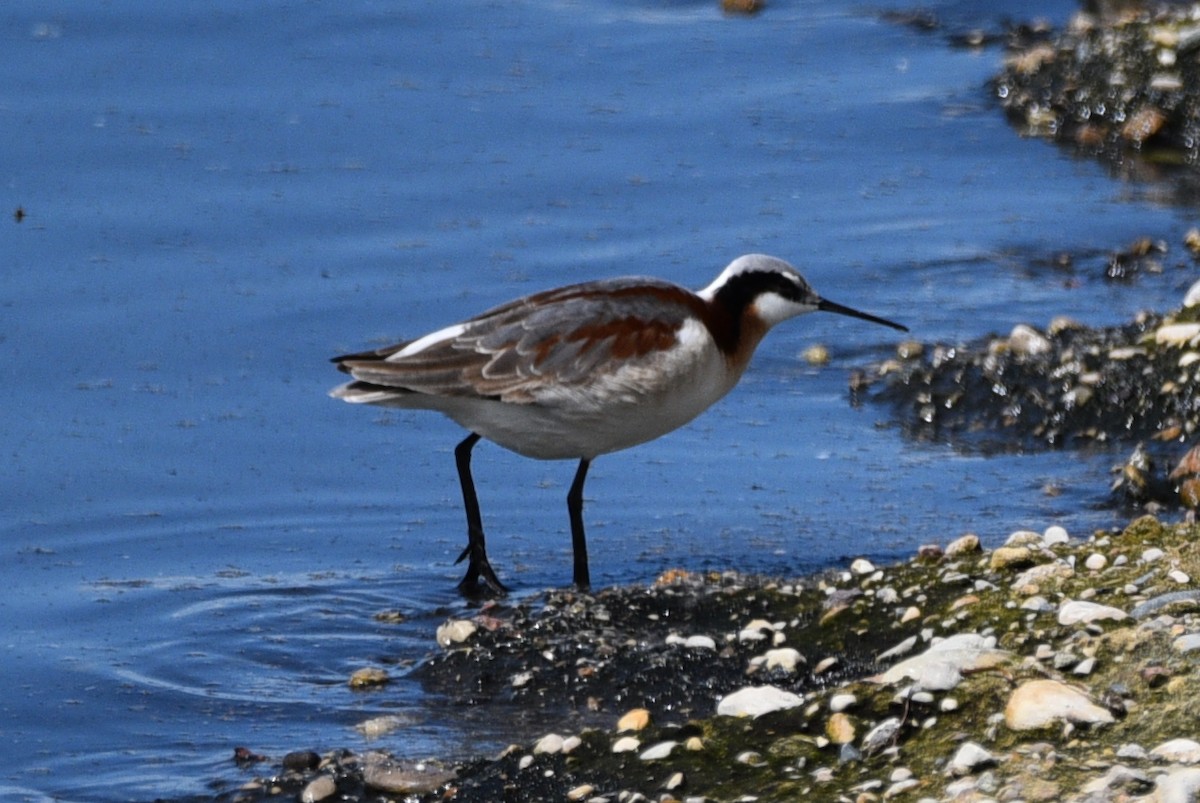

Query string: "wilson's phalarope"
[331, 253, 907, 594]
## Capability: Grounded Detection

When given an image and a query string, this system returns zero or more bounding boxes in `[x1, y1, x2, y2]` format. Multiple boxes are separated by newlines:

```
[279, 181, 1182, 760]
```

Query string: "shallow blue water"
[3, 1, 1198, 799]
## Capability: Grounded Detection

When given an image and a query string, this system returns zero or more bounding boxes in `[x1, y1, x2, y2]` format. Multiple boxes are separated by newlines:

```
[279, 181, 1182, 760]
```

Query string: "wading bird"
[331, 254, 907, 594]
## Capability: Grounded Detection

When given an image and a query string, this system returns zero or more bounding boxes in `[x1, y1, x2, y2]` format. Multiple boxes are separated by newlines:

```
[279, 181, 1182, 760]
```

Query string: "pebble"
[762, 647, 805, 672]
[990, 546, 1037, 571]
[829, 693, 857, 713]
[877, 635, 918, 661]
[1155, 767, 1200, 802]
[850, 558, 876, 575]
[355, 715, 407, 739]
[617, 708, 651, 732]
[1073, 657, 1097, 676]
[534, 734, 566, 755]
[684, 634, 717, 650]
[716, 685, 803, 717]
[1084, 553, 1107, 571]
[826, 712, 856, 744]
[1043, 525, 1070, 546]
[802, 343, 830, 365]
[361, 756, 456, 794]
[900, 606, 921, 623]
[639, 741, 677, 761]
[1143, 547, 1166, 563]
[612, 736, 640, 754]
[436, 619, 477, 647]
[1057, 599, 1128, 626]
[566, 784, 594, 801]
[1155, 322, 1200, 347]
[946, 741, 995, 776]
[945, 533, 981, 556]
[1005, 679, 1115, 730]
[1169, 569, 1191, 584]
[1185, 278, 1200, 308]
[872, 633, 1008, 691]
[1151, 738, 1200, 764]
[1174, 633, 1200, 653]
[1021, 595, 1054, 612]
[1009, 323, 1052, 356]
[299, 775, 337, 803]
[347, 667, 390, 689]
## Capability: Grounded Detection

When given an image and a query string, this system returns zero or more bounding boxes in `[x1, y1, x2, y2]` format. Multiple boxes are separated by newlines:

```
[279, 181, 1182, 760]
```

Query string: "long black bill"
[817, 298, 908, 332]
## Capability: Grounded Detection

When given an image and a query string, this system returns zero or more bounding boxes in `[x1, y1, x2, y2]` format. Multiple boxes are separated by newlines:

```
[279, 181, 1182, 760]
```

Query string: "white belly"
[437, 343, 737, 460]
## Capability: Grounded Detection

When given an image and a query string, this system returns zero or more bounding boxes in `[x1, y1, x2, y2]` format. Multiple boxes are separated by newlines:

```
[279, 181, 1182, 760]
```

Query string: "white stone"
[1117, 743, 1148, 760]
[436, 619, 477, 647]
[940, 697, 959, 712]
[763, 647, 805, 672]
[1170, 569, 1192, 584]
[946, 741, 995, 776]
[1156, 322, 1200, 347]
[884, 778, 920, 798]
[1155, 766, 1200, 803]
[1005, 529, 1044, 546]
[716, 685, 804, 718]
[829, 693, 857, 713]
[561, 735, 581, 754]
[1009, 324, 1052, 356]
[871, 633, 1008, 692]
[1084, 553, 1107, 571]
[1043, 525, 1070, 546]
[1143, 547, 1166, 563]
[1057, 599, 1128, 626]
[1184, 278, 1200, 308]
[1021, 596, 1053, 612]
[1005, 679, 1115, 730]
[851, 558, 876, 575]
[684, 634, 717, 650]
[612, 736, 640, 754]
[1151, 738, 1200, 764]
[638, 741, 677, 761]
[877, 635, 919, 662]
[1174, 634, 1200, 653]
[533, 733, 565, 754]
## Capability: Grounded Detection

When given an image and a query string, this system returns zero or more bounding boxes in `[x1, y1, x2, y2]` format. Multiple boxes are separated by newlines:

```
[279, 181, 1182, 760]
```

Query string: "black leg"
[567, 458, 592, 591]
[453, 433, 508, 596]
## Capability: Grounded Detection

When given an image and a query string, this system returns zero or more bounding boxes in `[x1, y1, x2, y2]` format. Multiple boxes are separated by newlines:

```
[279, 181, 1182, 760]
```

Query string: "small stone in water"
[802, 343, 830, 365]
[348, 667, 390, 689]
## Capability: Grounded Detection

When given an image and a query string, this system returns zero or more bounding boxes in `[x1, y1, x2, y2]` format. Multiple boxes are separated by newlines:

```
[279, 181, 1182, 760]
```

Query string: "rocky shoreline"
[210, 513, 1200, 803]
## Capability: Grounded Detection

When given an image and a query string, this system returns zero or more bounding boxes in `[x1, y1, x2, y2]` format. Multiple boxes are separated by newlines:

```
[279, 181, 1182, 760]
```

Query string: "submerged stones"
[994, 2, 1200, 170]
[868, 280, 1200, 511]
